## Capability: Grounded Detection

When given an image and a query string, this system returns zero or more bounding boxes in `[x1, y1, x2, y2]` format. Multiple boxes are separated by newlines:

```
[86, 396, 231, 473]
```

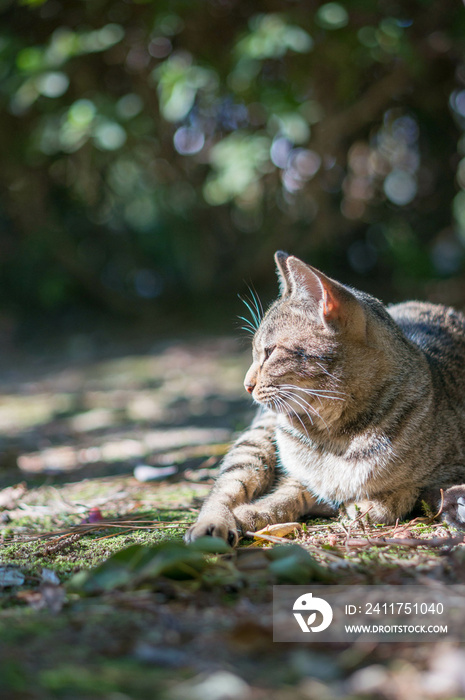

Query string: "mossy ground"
[1, 336, 464, 699]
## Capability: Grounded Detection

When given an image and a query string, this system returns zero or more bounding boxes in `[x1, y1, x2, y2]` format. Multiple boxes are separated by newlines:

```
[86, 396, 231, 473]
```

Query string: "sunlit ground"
[0, 334, 251, 484]
[1, 332, 465, 699]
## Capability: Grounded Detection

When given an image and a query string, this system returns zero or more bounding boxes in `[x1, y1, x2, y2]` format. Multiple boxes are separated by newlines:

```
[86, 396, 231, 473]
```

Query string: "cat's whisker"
[278, 390, 317, 428]
[279, 390, 346, 401]
[315, 362, 342, 384]
[237, 295, 261, 331]
[278, 384, 347, 400]
[279, 388, 331, 434]
[279, 396, 312, 436]
[306, 402, 330, 433]
[246, 284, 264, 323]
[279, 382, 347, 395]
[283, 388, 324, 408]
[238, 316, 257, 336]
[274, 396, 288, 417]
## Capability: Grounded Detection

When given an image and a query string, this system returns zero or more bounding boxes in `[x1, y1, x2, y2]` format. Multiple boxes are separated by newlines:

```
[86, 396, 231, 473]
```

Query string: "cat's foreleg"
[232, 477, 337, 535]
[184, 410, 277, 545]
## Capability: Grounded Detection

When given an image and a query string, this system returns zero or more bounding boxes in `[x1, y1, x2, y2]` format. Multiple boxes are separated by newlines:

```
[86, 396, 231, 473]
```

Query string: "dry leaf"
[253, 522, 301, 539]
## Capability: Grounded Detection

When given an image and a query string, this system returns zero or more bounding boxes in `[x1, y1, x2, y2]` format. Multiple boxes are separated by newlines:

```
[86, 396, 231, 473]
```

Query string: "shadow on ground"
[1, 333, 465, 700]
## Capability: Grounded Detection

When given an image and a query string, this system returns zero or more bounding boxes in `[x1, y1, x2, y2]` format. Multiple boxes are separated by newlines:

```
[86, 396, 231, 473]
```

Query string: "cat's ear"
[286, 256, 354, 326]
[274, 250, 292, 296]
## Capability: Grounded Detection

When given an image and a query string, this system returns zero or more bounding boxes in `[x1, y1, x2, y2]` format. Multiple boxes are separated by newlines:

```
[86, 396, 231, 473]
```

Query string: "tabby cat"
[185, 251, 465, 546]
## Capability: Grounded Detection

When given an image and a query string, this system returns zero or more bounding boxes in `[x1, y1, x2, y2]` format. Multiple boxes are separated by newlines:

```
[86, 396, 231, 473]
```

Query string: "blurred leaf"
[0, 0, 464, 315]
[0, 567, 25, 587]
[236, 14, 313, 59]
[154, 54, 217, 122]
[265, 545, 334, 583]
[71, 541, 209, 593]
[187, 536, 232, 553]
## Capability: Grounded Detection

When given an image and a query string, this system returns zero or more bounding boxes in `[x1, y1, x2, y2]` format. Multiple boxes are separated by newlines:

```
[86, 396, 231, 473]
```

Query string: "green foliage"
[70, 541, 208, 592]
[68, 538, 334, 594]
[266, 544, 334, 584]
[1, 0, 465, 316]
[69, 538, 235, 592]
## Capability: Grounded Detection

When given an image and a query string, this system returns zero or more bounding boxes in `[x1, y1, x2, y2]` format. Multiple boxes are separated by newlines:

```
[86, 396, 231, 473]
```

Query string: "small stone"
[348, 664, 389, 694]
[171, 671, 250, 700]
[133, 464, 178, 482]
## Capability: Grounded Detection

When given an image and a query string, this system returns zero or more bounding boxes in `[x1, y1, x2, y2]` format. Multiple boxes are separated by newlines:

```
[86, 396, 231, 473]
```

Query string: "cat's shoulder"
[387, 300, 465, 328]
[387, 300, 465, 354]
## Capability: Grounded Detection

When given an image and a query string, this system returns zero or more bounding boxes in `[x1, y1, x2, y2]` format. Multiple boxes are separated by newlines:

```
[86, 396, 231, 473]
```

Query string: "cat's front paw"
[232, 504, 274, 534]
[344, 499, 396, 524]
[184, 510, 239, 547]
[345, 500, 375, 521]
[441, 486, 465, 529]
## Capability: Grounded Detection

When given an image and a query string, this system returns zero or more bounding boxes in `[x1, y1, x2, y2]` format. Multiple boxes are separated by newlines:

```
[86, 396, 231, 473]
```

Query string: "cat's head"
[243, 251, 386, 430]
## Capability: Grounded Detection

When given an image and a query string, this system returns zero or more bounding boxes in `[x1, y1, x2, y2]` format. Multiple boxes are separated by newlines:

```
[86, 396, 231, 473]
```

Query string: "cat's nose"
[244, 364, 258, 395]
[244, 380, 255, 394]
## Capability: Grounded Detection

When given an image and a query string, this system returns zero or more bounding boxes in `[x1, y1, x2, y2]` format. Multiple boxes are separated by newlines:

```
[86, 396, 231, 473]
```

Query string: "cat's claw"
[184, 516, 239, 547]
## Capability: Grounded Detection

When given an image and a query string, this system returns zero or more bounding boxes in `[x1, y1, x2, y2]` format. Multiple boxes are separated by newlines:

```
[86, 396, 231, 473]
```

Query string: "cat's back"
[388, 300, 465, 379]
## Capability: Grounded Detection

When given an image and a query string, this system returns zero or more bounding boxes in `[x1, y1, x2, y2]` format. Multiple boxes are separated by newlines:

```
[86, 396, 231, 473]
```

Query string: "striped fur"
[185, 252, 465, 545]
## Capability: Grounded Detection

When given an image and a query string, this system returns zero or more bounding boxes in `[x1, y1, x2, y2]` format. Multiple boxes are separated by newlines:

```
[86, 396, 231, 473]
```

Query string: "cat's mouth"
[256, 384, 346, 429]
[255, 387, 311, 417]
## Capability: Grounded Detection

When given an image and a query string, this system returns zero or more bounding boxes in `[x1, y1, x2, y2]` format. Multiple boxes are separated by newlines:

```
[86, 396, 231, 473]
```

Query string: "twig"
[369, 491, 446, 540]
[345, 534, 464, 549]
[39, 533, 83, 556]
[244, 530, 292, 545]
[94, 529, 134, 541]
[244, 530, 344, 562]
[435, 488, 445, 520]
[0, 519, 191, 545]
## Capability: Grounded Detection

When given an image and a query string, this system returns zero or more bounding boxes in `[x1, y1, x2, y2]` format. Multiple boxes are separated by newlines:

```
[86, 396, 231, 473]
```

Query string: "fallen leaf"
[254, 522, 301, 539]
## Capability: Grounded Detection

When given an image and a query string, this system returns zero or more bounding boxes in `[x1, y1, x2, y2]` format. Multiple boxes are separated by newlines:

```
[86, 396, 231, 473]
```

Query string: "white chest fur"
[275, 419, 393, 504]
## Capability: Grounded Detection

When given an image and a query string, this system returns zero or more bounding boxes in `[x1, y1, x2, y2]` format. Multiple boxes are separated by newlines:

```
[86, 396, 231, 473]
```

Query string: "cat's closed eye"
[264, 346, 276, 361]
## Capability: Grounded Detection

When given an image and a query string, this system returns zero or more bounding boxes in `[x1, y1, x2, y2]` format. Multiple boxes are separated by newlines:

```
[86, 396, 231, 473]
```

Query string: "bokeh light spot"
[173, 126, 205, 155]
[116, 93, 143, 120]
[383, 169, 417, 205]
[94, 121, 127, 150]
[68, 99, 96, 127]
[270, 136, 292, 168]
[316, 3, 349, 30]
[36, 71, 69, 98]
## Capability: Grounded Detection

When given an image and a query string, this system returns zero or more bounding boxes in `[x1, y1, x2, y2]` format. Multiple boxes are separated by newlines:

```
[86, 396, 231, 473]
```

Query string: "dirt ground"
[1, 331, 465, 700]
